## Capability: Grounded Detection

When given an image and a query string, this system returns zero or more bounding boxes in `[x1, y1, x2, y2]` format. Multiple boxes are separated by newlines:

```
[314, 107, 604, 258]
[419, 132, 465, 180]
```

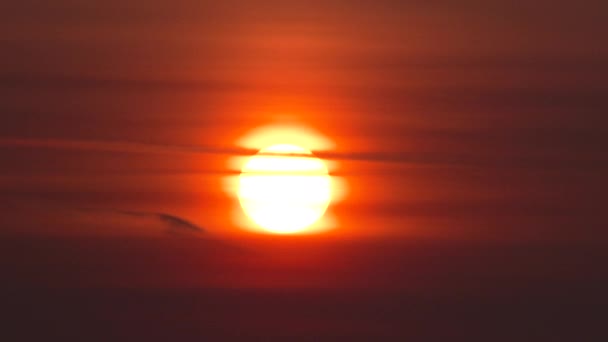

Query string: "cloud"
[0, 136, 547, 168]
[73, 207, 206, 236]
[1, 198, 206, 237]
[1, 135, 604, 171]
[112, 210, 205, 234]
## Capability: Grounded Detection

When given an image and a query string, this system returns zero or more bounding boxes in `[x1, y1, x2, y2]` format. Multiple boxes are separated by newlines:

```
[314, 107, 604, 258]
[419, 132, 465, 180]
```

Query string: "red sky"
[1, 1, 607, 340]
[2, 0, 606, 242]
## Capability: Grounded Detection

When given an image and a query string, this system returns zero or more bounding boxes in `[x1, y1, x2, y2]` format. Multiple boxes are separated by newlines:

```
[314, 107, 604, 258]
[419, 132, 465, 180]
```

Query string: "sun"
[237, 144, 332, 234]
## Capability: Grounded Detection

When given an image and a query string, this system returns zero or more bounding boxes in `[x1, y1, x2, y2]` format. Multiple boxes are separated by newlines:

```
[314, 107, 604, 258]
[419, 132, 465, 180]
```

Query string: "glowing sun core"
[238, 144, 331, 234]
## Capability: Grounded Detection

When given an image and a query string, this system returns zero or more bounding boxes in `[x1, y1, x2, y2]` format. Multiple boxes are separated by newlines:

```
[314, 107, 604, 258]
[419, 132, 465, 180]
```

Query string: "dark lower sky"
[0, 0, 607, 340]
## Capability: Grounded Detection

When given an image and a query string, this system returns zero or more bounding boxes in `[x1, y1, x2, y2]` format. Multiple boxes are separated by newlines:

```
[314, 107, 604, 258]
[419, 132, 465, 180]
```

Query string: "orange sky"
[1, 2, 607, 340]
[0, 0, 606, 242]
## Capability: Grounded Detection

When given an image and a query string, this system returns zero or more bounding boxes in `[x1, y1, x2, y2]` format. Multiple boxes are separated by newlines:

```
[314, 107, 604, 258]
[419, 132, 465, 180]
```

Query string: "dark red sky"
[0, 1, 607, 339]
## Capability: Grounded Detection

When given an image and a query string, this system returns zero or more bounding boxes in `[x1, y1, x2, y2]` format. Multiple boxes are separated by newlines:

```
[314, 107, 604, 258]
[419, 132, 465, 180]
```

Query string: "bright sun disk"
[237, 144, 332, 234]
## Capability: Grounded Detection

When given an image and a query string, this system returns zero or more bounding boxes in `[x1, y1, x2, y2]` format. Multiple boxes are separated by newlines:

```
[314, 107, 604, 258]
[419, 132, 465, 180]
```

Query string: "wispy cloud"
[2, 197, 206, 237]
[74, 206, 206, 236]
[112, 209, 205, 234]
[0, 137, 247, 157]
[2, 135, 604, 170]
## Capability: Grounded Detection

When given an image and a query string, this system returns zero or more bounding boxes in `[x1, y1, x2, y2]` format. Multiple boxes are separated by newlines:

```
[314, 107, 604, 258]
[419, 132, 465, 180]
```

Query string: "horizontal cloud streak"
[0, 136, 605, 169]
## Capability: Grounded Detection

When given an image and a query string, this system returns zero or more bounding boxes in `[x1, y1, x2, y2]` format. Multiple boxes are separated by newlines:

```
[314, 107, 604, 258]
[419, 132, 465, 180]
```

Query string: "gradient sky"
[1, 1, 607, 340]
[2, 0, 606, 242]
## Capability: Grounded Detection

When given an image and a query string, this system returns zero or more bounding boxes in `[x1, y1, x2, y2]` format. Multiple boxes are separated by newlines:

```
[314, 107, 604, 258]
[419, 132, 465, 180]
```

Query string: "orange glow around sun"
[238, 144, 332, 234]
